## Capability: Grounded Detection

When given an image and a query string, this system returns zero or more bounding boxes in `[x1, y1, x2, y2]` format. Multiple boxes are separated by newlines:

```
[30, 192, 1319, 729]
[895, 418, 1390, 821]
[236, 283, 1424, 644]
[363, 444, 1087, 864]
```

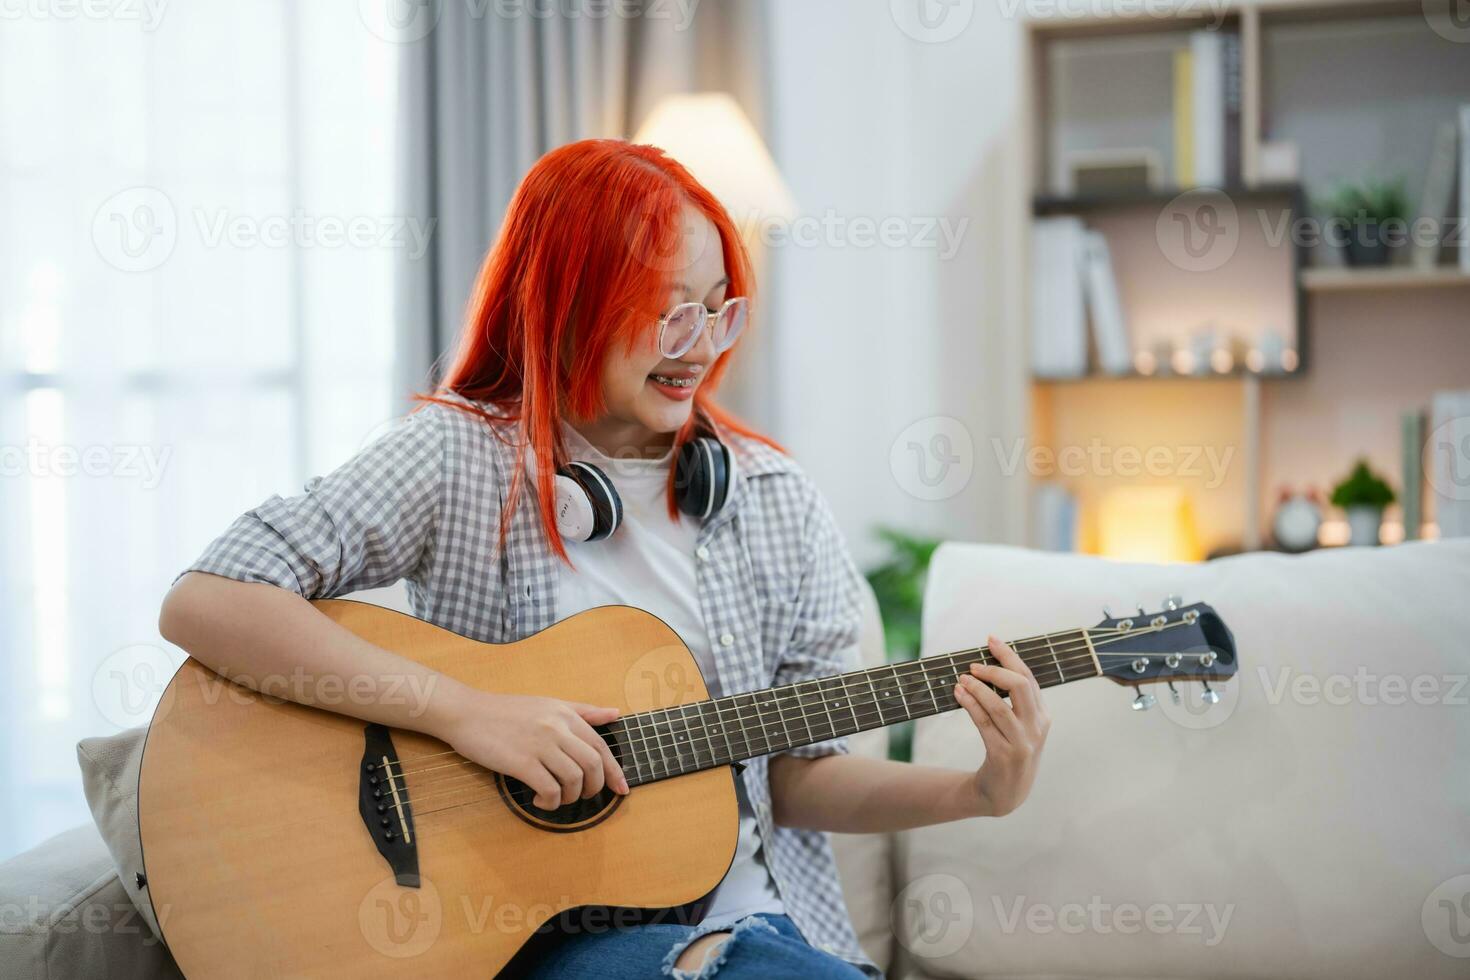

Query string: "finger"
[575, 718, 629, 794]
[968, 661, 1040, 718]
[954, 680, 1007, 757]
[962, 674, 1024, 743]
[988, 635, 1039, 686]
[543, 749, 584, 808]
[523, 763, 563, 811]
[560, 732, 606, 798]
[572, 702, 622, 722]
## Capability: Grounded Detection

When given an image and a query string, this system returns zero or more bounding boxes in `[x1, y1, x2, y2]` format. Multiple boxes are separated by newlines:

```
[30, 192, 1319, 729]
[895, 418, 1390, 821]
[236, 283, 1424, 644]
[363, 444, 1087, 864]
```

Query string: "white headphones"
[553, 433, 738, 543]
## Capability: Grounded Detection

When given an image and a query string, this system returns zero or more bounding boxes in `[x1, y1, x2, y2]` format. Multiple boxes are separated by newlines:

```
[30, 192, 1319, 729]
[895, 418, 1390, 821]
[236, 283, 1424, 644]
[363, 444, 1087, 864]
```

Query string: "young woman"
[159, 139, 1050, 979]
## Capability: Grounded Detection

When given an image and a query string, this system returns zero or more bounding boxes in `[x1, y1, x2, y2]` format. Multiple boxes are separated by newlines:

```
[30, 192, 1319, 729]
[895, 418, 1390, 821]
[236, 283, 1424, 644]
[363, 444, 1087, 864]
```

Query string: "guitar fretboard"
[609, 627, 1102, 787]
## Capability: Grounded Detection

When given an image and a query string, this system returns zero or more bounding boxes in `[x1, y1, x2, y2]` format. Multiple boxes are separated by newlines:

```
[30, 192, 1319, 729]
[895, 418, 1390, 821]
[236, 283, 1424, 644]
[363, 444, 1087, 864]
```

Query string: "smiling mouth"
[649, 373, 696, 388]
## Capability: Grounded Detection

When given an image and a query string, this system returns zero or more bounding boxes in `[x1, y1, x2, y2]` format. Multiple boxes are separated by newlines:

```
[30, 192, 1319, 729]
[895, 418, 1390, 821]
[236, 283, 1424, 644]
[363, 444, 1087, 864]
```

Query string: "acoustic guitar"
[136, 597, 1236, 977]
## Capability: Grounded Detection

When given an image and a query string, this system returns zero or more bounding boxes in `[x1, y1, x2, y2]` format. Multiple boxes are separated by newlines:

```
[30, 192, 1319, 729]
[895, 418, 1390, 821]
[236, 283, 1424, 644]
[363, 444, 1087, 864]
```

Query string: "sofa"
[4, 539, 1468, 977]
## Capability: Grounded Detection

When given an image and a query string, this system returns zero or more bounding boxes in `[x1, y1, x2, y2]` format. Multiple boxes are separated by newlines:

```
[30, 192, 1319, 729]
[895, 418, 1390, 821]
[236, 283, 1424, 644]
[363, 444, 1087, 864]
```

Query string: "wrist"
[422, 675, 476, 742]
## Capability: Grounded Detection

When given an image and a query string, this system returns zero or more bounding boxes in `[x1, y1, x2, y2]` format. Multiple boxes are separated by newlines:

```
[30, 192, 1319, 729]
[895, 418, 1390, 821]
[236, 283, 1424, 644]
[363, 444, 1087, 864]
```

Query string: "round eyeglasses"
[657, 296, 749, 359]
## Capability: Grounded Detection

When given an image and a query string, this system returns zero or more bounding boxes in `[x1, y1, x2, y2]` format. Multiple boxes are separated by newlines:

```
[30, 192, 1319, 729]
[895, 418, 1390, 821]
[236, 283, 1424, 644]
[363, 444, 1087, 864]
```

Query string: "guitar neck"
[610, 627, 1103, 787]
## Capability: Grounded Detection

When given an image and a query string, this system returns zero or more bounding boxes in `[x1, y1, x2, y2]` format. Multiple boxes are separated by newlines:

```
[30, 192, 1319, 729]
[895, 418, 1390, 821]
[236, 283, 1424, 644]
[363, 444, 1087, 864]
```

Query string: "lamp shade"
[632, 93, 796, 228]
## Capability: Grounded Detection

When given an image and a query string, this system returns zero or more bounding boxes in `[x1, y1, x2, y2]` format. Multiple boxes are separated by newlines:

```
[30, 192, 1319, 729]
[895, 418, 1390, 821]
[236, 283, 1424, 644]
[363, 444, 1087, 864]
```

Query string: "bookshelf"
[1022, 0, 1470, 557]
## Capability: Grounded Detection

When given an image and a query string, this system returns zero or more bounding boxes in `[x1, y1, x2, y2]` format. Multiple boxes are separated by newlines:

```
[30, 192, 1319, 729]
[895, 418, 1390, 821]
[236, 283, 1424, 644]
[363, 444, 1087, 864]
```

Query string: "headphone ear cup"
[675, 436, 733, 520]
[554, 462, 622, 542]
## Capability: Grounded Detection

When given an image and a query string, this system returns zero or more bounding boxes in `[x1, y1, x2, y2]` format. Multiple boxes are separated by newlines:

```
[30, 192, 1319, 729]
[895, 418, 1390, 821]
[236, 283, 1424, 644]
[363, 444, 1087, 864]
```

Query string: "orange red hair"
[418, 138, 777, 562]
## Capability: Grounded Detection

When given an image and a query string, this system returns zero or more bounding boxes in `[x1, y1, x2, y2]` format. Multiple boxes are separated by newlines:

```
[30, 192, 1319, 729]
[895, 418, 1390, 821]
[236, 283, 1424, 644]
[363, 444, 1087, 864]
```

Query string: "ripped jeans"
[518, 912, 868, 979]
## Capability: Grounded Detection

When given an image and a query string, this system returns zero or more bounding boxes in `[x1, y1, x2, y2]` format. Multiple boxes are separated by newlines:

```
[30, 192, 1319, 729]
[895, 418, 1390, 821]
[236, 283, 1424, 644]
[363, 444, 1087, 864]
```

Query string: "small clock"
[1272, 488, 1323, 553]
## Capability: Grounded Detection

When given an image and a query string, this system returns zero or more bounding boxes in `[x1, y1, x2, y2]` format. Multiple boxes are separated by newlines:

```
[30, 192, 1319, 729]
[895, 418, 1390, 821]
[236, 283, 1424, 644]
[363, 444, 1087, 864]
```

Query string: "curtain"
[0, 6, 400, 859]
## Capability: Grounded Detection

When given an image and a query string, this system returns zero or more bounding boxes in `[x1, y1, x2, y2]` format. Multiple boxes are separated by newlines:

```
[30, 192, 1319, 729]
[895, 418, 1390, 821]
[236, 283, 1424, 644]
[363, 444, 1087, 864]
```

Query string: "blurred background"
[2, 0, 1467, 860]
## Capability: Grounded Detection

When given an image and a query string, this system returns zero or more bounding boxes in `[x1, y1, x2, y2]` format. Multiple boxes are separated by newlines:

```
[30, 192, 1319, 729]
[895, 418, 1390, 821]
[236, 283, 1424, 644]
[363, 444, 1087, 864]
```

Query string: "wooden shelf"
[1300, 266, 1470, 293]
[1033, 183, 1300, 215]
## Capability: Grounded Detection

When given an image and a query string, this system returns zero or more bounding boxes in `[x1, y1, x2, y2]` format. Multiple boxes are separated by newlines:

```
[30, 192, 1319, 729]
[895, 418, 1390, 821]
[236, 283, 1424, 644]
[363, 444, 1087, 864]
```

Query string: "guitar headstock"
[1089, 597, 1236, 700]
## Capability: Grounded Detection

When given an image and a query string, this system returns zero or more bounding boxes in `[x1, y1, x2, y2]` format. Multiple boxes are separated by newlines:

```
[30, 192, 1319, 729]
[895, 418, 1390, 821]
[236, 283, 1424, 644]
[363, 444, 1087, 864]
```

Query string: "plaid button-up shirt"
[184, 395, 881, 978]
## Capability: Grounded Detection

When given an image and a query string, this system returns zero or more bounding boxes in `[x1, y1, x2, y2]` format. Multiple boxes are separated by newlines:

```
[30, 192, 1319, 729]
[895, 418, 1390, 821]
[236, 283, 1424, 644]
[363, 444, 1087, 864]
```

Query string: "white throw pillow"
[76, 725, 162, 941]
[894, 539, 1470, 979]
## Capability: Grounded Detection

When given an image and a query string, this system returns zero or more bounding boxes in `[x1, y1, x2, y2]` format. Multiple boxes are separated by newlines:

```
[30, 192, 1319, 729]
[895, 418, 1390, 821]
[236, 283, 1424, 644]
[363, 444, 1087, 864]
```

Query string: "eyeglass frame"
[656, 295, 750, 359]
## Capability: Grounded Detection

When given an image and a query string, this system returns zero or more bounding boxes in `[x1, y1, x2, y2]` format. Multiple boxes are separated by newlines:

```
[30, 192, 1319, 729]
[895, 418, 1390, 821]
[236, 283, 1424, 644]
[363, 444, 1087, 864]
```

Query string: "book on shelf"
[1461, 106, 1470, 274]
[1030, 216, 1089, 379]
[1430, 390, 1470, 539]
[1401, 410, 1425, 542]
[1173, 30, 1239, 190]
[1079, 230, 1131, 375]
[1411, 121, 1458, 271]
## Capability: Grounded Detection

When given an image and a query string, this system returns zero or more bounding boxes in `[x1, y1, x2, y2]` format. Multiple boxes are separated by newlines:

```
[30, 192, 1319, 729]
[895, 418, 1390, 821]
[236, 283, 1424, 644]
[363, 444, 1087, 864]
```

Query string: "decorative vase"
[1345, 505, 1383, 546]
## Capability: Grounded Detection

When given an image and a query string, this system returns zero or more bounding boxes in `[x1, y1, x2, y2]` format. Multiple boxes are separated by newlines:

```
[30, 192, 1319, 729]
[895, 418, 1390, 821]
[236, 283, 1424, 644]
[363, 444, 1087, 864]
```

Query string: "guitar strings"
[394, 624, 1208, 816]
[387, 622, 1185, 786]
[380, 622, 1160, 782]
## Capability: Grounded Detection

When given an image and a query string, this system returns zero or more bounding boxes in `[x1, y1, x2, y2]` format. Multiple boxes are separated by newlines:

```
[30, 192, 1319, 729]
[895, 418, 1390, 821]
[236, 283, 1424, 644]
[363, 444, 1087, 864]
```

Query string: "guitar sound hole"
[497, 775, 619, 829]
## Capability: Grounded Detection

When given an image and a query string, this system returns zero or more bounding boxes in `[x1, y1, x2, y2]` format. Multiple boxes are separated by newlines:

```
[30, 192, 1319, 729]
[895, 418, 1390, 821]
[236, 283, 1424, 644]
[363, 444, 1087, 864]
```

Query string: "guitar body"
[138, 601, 740, 978]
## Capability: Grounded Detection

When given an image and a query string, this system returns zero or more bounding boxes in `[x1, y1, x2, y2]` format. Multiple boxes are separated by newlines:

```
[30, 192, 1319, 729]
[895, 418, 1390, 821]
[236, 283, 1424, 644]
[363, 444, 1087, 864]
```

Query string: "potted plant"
[1329, 459, 1395, 547]
[1317, 176, 1410, 267]
[864, 527, 941, 761]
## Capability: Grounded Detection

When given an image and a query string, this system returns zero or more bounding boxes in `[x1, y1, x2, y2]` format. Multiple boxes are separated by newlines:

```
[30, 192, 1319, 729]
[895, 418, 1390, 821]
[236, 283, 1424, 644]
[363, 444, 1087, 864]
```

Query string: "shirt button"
[720, 632, 734, 647]
[696, 545, 711, 561]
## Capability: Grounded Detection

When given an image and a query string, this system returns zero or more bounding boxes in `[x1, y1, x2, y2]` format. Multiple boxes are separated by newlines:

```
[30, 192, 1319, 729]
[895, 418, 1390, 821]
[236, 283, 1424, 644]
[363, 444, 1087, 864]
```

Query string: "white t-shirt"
[554, 422, 786, 927]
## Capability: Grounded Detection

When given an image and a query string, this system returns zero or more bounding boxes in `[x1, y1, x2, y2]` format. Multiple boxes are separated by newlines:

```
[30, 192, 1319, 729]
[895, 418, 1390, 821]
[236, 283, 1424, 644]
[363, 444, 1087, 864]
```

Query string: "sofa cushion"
[76, 726, 161, 943]
[0, 824, 180, 980]
[894, 540, 1470, 979]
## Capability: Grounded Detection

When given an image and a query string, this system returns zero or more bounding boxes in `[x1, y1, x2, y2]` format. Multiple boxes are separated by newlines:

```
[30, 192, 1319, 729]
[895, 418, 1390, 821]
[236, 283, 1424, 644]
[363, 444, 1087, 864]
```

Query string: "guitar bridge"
[359, 724, 420, 887]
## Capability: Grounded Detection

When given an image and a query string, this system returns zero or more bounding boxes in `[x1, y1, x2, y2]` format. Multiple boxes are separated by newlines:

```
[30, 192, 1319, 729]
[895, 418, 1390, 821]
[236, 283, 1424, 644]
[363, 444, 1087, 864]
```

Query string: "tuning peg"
[1167, 681, 1182, 705]
[1200, 681, 1221, 705]
[1131, 686, 1156, 711]
[1162, 594, 1182, 611]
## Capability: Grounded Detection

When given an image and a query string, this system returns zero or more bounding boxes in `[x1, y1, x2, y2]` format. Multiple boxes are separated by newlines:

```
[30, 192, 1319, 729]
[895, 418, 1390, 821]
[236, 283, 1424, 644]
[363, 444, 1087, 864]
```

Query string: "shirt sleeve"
[773, 481, 866, 760]
[181, 408, 445, 598]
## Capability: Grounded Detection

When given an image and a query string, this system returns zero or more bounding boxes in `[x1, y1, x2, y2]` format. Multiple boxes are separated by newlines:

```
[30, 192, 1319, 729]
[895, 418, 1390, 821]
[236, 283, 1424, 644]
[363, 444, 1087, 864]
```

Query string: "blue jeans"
[518, 912, 868, 979]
